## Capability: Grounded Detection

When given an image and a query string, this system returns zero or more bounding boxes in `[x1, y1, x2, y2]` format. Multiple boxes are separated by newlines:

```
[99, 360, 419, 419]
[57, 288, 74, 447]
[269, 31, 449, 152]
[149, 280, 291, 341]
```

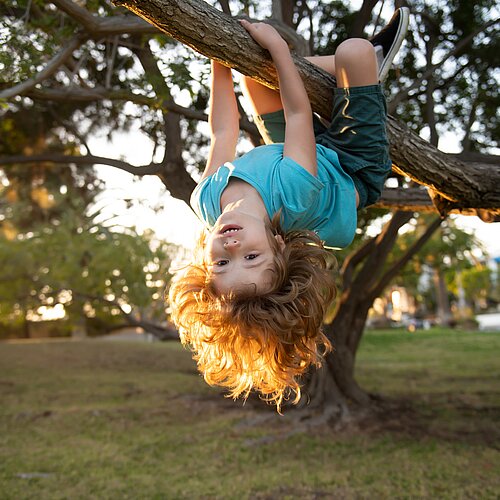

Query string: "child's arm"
[241, 20, 317, 176]
[201, 61, 239, 182]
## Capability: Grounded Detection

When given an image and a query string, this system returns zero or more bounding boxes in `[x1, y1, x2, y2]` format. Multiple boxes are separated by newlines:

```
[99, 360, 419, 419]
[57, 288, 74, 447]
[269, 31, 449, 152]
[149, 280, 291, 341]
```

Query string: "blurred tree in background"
[390, 216, 489, 324]
[0, 6, 179, 336]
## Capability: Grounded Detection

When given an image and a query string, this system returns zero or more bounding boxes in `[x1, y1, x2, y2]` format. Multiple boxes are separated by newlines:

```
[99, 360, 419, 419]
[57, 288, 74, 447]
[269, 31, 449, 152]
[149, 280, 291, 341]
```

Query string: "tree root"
[236, 400, 377, 448]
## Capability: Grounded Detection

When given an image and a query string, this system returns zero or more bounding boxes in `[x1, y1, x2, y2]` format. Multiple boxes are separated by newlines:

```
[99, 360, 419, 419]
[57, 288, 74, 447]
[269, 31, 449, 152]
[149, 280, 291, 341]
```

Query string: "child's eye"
[215, 260, 229, 266]
[245, 254, 258, 260]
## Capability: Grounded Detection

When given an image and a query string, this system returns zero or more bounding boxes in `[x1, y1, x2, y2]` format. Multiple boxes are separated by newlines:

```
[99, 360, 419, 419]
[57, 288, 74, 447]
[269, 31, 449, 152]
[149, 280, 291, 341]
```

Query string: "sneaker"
[370, 7, 410, 82]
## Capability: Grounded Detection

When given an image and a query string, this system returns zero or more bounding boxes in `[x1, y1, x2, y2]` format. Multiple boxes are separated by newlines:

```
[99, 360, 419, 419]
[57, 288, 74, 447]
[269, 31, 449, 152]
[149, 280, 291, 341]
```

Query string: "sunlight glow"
[121, 304, 132, 314]
[391, 290, 401, 309]
[35, 304, 66, 321]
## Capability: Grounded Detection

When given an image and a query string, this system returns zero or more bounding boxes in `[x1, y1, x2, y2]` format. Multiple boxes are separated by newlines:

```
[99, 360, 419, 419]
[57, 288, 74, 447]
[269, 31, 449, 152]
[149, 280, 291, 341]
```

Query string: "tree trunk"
[298, 295, 386, 420]
[71, 315, 88, 338]
[434, 268, 453, 326]
[298, 214, 443, 417]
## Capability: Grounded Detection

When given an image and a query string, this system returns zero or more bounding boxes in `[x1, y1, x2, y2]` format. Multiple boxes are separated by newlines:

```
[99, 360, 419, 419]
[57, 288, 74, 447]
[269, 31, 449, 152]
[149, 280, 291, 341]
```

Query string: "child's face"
[204, 211, 284, 294]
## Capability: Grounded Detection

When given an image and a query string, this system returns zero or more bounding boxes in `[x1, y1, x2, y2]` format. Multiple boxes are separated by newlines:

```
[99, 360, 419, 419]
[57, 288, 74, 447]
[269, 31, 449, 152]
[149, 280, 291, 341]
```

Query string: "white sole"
[378, 7, 410, 82]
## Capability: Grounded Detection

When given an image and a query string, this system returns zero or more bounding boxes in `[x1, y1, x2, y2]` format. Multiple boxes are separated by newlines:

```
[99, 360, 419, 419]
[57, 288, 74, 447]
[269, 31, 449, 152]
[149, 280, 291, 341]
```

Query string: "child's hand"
[240, 19, 287, 52]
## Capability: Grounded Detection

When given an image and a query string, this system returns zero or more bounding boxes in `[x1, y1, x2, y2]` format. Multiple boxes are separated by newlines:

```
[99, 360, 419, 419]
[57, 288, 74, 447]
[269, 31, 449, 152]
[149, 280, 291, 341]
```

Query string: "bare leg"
[241, 39, 377, 115]
[240, 76, 283, 116]
[305, 55, 335, 75]
[305, 41, 378, 87]
[241, 55, 335, 116]
[334, 38, 378, 88]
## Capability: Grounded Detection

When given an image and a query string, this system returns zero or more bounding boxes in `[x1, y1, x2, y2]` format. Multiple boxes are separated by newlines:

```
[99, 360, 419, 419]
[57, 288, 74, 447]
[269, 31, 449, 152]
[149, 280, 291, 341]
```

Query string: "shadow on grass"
[362, 392, 500, 450]
[179, 383, 500, 451]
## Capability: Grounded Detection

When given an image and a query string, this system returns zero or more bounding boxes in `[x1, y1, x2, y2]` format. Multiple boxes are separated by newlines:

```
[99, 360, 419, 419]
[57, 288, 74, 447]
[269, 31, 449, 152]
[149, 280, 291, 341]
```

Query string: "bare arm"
[201, 61, 239, 182]
[240, 20, 317, 176]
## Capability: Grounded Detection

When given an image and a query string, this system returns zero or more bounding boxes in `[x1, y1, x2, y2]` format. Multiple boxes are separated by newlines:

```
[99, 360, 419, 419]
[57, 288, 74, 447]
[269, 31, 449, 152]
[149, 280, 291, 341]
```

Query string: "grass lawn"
[0, 328, 499, 499]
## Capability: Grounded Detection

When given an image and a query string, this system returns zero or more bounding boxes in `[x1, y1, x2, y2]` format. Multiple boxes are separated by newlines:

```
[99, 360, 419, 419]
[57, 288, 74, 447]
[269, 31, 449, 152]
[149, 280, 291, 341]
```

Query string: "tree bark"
[113, 0, 500, 213]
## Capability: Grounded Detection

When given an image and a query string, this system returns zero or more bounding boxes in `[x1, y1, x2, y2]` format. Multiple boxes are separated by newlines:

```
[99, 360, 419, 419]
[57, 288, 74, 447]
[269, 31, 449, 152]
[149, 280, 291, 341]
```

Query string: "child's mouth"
[219, 225, 242, 235]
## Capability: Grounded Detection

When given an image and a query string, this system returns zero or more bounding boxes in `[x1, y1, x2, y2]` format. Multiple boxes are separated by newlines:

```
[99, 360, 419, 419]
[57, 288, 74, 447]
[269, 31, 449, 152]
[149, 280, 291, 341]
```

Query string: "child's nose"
[223, 239, 240, 249]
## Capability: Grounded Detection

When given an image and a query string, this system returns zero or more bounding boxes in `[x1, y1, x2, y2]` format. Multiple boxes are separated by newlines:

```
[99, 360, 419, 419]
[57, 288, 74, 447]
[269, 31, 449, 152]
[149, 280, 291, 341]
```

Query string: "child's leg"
[241, 76, 283, 117]
[241, 44, 375, 125]
[240, 77, 284, 144]
[241, 41, 377, 114]
[241, 55, 336, 117]
[241, 41, 376, 146]
[241, 57, 337, 144]
[241, 6, 407, 115]
[305, 55, 335, 76]
[333, 38, 378, 88]
[316, 39, 391, 209]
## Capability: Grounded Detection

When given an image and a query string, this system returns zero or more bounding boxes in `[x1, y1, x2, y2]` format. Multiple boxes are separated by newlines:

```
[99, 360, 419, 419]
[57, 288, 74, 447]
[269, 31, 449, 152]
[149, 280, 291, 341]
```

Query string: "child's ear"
[274, 234, 286, 252]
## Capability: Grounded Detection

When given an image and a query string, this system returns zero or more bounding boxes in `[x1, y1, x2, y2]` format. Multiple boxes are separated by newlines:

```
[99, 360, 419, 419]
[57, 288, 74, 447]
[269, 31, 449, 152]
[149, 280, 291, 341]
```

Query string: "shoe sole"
[378, 7, 410, 82]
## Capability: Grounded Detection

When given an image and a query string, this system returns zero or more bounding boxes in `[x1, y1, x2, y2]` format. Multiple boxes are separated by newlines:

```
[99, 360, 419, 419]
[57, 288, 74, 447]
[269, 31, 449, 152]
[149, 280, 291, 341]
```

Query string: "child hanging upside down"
[169, 8, 410, 410]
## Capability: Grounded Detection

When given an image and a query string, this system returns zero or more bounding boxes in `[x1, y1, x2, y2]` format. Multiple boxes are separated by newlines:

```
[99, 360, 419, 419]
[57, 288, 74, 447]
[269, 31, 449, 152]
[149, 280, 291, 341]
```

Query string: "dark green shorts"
[254, 84, 392, 208]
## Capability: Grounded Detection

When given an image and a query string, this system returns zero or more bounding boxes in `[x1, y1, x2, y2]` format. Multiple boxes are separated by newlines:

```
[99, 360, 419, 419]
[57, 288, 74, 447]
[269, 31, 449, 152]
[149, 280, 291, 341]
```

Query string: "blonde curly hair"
[168, 215, 336, 411]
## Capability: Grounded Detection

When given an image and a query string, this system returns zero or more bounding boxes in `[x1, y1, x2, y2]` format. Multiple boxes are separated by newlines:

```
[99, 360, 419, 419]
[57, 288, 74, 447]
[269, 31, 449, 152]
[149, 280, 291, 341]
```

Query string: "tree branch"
[369, 215, 443, 299]
[349, 0, 378, 38]
[448, 152, 499, 165]
[388, 59, 472, 114]
[111, 0, 500, 212]
[218, 0, 231, 15]
[51, 0, 158, 36]
[25, 86, 261, 137]
[71, 290, 179, 340]
[340, 237, 377, 290]
[0, 34, 87, 99]
[0, 154, 162, 176]
[343, 211, 413, 303]
[388, 17, 499, 110]
[130, 39, 196, 201]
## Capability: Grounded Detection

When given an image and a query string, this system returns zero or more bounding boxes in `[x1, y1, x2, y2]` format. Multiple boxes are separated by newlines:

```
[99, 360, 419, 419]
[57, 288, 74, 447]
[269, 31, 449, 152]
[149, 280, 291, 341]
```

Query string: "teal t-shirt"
[190, 143, 357, 249]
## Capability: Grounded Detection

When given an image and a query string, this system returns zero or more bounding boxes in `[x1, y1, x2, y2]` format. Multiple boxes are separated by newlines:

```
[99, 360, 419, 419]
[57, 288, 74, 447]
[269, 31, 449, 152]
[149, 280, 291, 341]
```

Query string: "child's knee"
[335, 38, 375, 64]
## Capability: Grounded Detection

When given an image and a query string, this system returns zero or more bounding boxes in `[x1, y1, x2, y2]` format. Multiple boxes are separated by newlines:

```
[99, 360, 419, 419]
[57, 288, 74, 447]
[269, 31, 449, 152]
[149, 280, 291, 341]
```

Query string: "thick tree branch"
[341, 238, 377, 290]
[111, 0, 500, 212]
[387, 116, 500, 209]
[374, 187, 431, 210]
